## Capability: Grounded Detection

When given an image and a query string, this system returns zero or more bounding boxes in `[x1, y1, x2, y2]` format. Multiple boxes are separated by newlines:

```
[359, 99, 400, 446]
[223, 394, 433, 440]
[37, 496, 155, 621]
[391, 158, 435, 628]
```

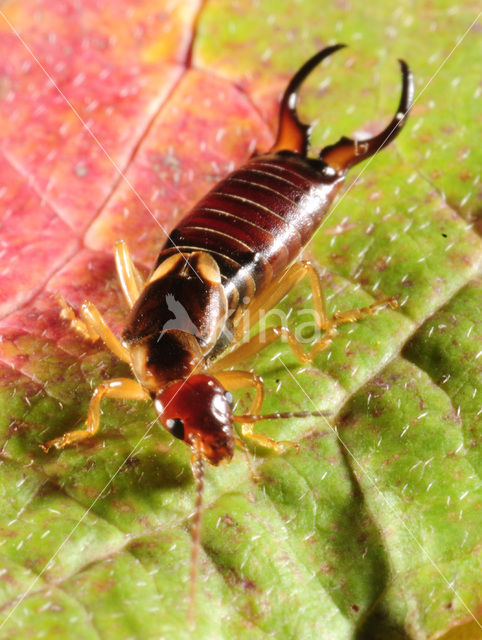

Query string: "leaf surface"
[0, 2, 480, 639]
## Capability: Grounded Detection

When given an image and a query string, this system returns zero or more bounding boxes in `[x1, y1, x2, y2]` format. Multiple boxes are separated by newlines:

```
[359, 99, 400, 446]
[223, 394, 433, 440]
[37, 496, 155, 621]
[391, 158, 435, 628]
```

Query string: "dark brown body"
[157, 152, 343, 316]
[123, 151, 346, 376]
[123, 46, 412, 380]
[121, 151, 346, 405]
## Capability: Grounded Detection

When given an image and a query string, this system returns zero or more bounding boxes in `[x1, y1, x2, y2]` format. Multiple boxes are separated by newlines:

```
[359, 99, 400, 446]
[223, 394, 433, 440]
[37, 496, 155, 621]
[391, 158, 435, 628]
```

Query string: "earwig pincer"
[42, 44, 413, 619]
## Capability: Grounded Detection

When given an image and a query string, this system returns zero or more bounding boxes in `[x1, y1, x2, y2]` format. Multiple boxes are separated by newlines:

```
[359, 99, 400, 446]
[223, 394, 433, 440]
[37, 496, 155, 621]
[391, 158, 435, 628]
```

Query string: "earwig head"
[154, 375, 235, 465]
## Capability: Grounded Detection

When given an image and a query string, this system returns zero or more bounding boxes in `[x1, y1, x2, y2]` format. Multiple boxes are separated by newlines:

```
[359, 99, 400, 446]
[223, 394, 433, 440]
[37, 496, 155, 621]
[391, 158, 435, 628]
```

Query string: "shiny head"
[154, 375, 235, 465]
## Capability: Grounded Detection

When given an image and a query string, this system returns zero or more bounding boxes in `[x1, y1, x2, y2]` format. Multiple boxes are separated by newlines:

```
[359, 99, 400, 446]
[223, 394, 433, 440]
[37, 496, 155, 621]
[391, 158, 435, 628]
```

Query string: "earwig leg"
[213, 370, 264, 413]
[238, 420, 299, 454]
[215, 260, 398, 369]
[40, 378, 149, 452]
[214, 369, 297, 453]
[214, 324, 336, 368]
[114, 240, 145, 308]
[58, 241, 141, 362]
[331, 297, 399, 326]
[58, 296, 131, 363]
[232, 260, 329, 343]
[57, 295, 97, 341]
[214, 300, 396, 369]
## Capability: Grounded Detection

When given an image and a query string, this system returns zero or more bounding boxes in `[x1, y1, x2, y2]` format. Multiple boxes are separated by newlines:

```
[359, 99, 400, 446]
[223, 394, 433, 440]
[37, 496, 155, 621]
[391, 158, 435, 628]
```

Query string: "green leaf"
[0, 1, 480, 639]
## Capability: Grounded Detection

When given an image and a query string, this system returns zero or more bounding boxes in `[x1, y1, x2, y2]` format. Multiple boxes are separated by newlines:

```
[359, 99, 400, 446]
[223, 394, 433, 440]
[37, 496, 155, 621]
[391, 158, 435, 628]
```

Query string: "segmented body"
[151, 152, 342, 332]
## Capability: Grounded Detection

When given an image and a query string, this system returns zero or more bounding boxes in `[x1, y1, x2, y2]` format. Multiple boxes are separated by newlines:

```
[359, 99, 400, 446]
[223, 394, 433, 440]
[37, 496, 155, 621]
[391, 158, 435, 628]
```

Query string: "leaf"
[0, 2, 480, 639]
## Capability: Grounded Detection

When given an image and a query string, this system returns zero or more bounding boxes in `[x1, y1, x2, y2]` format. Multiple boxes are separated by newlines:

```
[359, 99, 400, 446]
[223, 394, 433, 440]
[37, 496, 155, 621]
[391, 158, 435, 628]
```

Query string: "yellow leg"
[214, 369, 297, 453]
[215, 260, 397, 369]
[232, 261, 328, 342]
[331, 298, 398, 325]
[114, 240, 145, 308]
[238, 418, 299, 454]
[40, 378, 149, 452]
[213, 324, 337, 369]
[214, 369, 264, 413]
[58, 296, 131, 363]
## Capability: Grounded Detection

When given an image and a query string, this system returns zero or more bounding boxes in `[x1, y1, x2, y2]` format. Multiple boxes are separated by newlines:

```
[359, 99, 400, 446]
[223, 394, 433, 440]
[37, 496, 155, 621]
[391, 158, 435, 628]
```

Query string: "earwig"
[41, 45, 413, 623]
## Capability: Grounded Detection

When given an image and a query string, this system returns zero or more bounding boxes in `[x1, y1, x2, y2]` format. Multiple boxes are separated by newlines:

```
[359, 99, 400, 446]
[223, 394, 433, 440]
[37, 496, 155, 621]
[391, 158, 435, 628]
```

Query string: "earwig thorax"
[122, 251, 229, 392]
[127, 331, 203, 392]
[122, 251, 228, 351]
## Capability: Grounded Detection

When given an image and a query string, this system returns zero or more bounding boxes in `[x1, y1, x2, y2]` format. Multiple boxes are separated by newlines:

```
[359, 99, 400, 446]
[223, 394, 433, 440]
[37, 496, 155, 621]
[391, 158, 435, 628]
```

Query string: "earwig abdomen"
[145, 48, 412, 338]
[157, 152, 343, 314]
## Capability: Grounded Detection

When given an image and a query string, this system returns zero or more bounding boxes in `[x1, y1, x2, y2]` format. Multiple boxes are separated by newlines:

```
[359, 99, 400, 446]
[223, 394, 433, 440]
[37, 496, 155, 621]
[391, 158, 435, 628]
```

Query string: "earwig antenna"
[233, 410, 331, 423]
[234, 436, 261, 483]
[188, 449, 205, 628]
